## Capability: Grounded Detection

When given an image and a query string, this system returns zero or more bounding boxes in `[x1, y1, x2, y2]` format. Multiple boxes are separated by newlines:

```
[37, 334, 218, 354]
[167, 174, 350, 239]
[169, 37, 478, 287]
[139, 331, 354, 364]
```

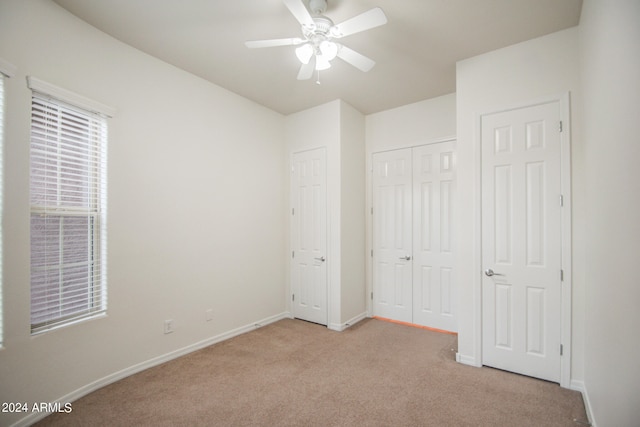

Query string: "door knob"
[484, 268, 504, 277]
[399, 255, 411, 261]
[314, 256, 326, 262]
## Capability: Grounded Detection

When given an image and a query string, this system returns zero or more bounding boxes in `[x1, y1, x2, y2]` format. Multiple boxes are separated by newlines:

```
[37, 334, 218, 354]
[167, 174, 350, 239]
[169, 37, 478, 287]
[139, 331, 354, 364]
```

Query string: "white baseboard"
[327, 312, 368, 332]
[570, 379, 596, 427]
[456, 352, 480, 367]
[11, 312, 290, 427]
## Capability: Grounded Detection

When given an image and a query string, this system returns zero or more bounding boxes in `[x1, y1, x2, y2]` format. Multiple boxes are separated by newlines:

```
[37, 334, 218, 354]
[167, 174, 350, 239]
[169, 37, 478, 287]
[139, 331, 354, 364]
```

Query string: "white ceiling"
[52, 0, 583, 115]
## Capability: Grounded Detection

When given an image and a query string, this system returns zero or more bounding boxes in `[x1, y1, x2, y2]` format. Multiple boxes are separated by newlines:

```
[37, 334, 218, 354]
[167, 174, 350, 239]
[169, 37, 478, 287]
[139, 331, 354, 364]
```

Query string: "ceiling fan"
[245, 0, 387, 81]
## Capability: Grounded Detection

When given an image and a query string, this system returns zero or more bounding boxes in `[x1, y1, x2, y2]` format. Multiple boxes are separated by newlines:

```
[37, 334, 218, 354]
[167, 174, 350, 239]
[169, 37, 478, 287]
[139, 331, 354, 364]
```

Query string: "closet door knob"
[485, 268, 504, 277]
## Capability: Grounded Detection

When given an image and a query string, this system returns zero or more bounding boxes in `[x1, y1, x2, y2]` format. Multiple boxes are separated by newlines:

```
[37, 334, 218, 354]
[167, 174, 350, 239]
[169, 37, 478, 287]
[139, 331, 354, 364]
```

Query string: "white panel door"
[372, 149, 413, 323]
[412, 142, 456, 331]
[291, 148, 327, 325]
[481, 102, 562, 382]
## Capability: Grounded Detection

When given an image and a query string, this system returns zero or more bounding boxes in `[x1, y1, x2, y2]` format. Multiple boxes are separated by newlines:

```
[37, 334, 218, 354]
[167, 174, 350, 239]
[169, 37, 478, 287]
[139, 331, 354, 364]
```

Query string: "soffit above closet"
[52, 0, 583, 115]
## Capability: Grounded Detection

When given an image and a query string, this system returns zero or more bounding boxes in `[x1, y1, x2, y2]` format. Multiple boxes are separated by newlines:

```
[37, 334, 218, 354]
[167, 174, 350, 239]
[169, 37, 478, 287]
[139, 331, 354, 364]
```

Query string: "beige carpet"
[36, 318, 588, 426]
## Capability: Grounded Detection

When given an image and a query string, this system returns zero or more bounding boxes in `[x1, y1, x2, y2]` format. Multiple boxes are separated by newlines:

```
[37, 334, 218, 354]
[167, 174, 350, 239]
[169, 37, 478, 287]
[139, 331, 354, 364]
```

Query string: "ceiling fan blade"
[283, 0, 315, 30]
[245, 38, 303, 48]
[337, 45, 376, 72]
[297, 56, 316, 80]
[331, 7, 387, 38]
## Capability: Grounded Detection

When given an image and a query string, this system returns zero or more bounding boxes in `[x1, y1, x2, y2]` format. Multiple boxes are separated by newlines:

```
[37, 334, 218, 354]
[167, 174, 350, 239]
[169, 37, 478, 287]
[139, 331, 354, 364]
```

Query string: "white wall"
[0, 1, 286, 425]
[284, 100, 366, 330]
[364, 94, 457, 315]
[339, 101, 366, 323]
[366, 94, 456, 152]
[455, 27, 584, 383]
[579, 1, 640, 425]
[285, 100, 341, 327]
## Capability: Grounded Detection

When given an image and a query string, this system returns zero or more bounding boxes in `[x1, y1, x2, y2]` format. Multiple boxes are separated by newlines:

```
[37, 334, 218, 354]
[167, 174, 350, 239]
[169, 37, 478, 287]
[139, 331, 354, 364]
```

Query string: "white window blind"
[29, 91, 108, 334]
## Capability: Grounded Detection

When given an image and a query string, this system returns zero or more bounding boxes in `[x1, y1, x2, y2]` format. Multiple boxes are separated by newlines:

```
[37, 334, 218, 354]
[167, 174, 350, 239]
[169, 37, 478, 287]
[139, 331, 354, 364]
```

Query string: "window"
[29, 81, 110, 334]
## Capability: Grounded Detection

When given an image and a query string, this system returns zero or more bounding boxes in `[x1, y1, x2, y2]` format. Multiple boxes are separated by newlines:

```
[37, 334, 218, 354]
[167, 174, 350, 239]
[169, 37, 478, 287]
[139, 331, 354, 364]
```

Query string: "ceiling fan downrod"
[309, 0, 328, 15]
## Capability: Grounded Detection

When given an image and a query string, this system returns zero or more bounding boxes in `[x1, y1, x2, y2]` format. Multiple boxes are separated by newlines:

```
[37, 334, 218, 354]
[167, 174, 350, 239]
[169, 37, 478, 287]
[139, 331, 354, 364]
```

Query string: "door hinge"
[371, 249, 373, 257]
[560, 269, 564, 281]
[559, 121, 563, 132]
[371, 207, 373, 215]
[559, 195, 564, 207]
[560, 344, 564, 356]
[292, 251, 295, 259]
[292, 294, 295, 302]
[371, 291, 373, 300]
[292, 207, 295, 215]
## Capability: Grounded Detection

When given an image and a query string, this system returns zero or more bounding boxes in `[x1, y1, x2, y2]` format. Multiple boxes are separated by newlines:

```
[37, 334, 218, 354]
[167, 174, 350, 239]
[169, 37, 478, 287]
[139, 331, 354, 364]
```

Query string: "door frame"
[474, 93, 573, 387]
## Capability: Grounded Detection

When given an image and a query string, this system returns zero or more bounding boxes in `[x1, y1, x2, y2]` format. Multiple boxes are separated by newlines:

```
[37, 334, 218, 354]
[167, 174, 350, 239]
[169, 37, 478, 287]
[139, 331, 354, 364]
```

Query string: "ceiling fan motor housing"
[303, 15, 334, 38]
[301, 15, 337, 58]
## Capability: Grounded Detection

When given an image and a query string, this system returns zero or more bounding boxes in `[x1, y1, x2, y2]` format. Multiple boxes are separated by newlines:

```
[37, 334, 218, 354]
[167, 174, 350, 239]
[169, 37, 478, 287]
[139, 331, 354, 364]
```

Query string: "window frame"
[28, 77, 114, 334]
[0, 59, 15, 347]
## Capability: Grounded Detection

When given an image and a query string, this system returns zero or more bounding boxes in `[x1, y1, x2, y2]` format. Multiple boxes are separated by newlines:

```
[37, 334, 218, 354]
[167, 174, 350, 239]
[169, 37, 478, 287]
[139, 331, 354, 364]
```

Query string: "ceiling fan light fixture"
[295, 43, 314, 64]
[319, 40, 338, 61]
[315, 54, 331, 71]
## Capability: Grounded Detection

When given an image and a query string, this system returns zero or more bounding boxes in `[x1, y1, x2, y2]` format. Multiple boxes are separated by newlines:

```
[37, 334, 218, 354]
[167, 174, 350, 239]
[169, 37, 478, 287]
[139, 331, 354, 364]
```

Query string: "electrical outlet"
[164, 319, 174, 334]
[205, 309, 213, 322]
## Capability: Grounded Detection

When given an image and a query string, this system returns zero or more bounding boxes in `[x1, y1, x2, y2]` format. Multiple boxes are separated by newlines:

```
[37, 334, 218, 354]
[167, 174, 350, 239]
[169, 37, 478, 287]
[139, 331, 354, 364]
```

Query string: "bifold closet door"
[412, 142, 456, 332]
[372, 148, 413, 323]
[372, 142, 456, 332]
